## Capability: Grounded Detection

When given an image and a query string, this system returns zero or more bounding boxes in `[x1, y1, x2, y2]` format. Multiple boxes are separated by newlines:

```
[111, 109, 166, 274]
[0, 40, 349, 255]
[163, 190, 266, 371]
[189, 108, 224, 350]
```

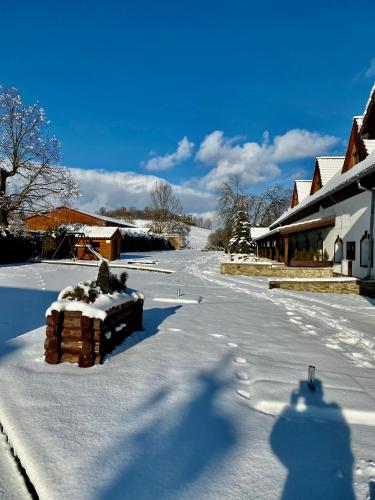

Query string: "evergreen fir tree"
[96, 260, 111, 294]
[229, 206, 256, 254]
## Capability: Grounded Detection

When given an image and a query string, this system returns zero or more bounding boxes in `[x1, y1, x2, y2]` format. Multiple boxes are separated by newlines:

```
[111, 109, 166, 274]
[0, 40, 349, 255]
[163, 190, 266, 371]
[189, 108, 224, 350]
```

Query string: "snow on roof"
[121, 227, 151, 234]
[316, 157, 345, 186]
[363, 139, 375, 156]
[254, 218, 328, 240]
[295, 180, 312, 202]
[80, 226, 121, 239]
[360, 84, 375, 129]
[270, 151, 375, 229]
[354, 115, 363, 130]
[251, 227, 269, 239]
[72, 208, 137, 228]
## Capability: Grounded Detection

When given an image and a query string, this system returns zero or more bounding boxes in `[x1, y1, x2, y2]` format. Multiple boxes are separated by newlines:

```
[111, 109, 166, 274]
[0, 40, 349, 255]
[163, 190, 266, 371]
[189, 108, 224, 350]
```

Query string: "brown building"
[76, 226, 123, 261]
[26, 206, 136, 231]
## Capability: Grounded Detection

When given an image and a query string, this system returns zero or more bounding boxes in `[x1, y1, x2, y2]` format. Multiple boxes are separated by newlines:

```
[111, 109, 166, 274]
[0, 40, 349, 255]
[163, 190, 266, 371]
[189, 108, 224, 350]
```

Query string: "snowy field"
[0, 250, 375, 499]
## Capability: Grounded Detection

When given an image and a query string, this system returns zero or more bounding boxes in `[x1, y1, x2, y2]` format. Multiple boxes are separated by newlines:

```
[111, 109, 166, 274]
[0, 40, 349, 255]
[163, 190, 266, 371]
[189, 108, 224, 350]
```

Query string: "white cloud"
[196, 129, 339, 190]
[70, 167, 215, 215]
[364, 59, 375, 78]
[272, 129, 338, 162]
[143, 136, 194, 171]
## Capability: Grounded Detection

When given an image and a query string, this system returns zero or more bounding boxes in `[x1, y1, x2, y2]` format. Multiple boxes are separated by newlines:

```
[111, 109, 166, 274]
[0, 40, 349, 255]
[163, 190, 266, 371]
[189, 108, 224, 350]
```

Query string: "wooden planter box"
[289, 259, 332, 268]
[44, 299, 143, 367]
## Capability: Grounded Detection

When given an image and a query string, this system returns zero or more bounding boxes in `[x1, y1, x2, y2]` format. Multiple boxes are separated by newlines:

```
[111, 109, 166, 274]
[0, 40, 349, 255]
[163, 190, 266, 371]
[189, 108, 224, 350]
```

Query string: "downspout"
[357, 180, 375, 279]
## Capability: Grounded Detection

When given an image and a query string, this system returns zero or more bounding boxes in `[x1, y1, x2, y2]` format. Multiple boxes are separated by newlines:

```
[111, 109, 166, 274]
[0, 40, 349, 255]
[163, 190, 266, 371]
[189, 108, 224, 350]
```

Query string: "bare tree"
[150, 180, 183, 222]
[149, 180, 191, 247]
[0, 86, 79, 227]
[247, 185, 291, 227]
[217, 175, 247, 230]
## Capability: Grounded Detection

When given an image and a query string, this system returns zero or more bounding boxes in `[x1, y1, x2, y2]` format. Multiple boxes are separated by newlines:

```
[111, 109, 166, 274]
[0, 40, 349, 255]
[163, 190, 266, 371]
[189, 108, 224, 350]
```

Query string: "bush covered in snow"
[61, 261, 128, 303]
[0, 228, 39, 263]
[151, 217, 191, 248]
[122, 231, 172, 252]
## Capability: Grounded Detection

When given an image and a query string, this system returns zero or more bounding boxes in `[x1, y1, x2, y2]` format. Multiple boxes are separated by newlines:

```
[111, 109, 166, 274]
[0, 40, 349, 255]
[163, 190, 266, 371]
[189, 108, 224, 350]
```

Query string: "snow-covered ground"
[0, 251, 374, 499]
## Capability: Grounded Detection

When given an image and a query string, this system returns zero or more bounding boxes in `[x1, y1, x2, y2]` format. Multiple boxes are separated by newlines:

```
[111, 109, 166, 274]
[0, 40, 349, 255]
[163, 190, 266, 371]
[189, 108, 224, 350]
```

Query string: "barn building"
[25, 206, 136, 231]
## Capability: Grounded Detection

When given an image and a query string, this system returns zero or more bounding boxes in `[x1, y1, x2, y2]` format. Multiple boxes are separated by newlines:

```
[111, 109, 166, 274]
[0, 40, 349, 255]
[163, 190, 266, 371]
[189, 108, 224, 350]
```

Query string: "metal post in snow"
[307, 365, 316, 391]
[177, 289, 181, 298]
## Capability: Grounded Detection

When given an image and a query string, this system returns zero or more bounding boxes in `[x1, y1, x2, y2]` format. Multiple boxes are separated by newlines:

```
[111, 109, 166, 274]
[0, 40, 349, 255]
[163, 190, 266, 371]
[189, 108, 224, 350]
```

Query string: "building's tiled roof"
[295, 180, 312, 203]
[316, 156, 345, 186]
[269, 151, 375, 229]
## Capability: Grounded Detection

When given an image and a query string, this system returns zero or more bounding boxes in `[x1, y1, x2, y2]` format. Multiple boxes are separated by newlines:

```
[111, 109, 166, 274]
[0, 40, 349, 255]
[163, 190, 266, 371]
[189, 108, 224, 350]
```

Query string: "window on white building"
[360, 231, 373, 267]
[334, 236, 343, 263]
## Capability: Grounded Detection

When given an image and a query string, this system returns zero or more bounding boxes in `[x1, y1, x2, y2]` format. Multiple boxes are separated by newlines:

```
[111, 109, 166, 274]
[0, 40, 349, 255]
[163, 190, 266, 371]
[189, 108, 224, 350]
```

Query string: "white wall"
[291, 191, 374, 278]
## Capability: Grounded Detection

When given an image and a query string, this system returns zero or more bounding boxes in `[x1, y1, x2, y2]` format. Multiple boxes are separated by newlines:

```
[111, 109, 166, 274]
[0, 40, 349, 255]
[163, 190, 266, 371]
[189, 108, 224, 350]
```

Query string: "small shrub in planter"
[45, 260, 142, 367]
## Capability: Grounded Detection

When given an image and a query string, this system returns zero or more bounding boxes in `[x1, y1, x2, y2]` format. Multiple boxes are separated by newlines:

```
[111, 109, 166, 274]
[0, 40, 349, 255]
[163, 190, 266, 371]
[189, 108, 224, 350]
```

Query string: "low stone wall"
[45, 299, 143, 367]
[220, 262, 334, 278]
[269, 279, 360, 294]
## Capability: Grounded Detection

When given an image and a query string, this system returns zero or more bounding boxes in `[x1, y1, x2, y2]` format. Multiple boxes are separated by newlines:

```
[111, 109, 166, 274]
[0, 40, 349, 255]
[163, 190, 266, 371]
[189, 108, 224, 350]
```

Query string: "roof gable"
[342, 119, 367, 173]
[316, 157, 344, 185]
[310, 160, 322, 195]
[291, 180, 312, 208]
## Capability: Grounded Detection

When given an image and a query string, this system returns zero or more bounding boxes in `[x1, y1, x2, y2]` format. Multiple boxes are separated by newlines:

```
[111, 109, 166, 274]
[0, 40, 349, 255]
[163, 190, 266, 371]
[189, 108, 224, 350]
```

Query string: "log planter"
[45, 297, 143, 367]
[289, 259, 332, 268]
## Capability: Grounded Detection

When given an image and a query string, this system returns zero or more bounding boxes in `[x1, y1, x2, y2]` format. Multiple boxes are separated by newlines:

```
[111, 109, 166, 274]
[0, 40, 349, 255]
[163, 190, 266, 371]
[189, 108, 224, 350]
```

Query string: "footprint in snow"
[236, 371, 249, 381]
[234, 357, 247, 364]
[236, 389, 251, 400]
[227, 342, 238, 347]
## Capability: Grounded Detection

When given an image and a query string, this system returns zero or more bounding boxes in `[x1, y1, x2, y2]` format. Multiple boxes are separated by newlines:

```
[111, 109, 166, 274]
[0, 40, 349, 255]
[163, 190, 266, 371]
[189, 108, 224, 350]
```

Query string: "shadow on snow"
[0, 285, 58, 359]
[110, 305, 182, 358]
[270, 379, 355, 500]
[99, 355, 237, 499]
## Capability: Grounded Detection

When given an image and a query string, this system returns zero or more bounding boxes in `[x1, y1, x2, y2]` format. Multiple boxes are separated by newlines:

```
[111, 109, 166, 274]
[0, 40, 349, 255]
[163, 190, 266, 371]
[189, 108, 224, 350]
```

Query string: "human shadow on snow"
[99, 355, 237, 499]
[270, 379, 355, 500]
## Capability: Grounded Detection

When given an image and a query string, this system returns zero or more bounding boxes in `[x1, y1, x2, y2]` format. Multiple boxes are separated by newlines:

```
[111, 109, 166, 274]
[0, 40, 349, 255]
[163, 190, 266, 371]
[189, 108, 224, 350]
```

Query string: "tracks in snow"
[187, 254, 375, 370]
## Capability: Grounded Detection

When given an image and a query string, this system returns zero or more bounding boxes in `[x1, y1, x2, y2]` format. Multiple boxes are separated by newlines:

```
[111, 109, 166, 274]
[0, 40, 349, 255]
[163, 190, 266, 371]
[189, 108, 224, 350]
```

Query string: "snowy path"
[0, 251, 374, 499]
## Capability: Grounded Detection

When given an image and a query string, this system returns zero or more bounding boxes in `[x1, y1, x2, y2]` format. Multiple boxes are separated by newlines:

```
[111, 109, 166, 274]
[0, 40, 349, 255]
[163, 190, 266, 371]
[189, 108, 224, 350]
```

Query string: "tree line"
[207, 176, 291, 250]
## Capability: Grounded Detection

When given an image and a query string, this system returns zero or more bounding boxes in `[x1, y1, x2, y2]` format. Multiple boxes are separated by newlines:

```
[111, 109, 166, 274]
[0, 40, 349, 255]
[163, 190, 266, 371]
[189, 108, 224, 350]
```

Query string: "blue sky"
[2, 0, 375, 215]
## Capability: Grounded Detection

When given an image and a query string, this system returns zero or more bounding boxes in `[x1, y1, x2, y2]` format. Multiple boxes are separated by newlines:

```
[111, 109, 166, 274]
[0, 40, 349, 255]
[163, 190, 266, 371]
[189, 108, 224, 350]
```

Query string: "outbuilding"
[75, 226, 123, 261]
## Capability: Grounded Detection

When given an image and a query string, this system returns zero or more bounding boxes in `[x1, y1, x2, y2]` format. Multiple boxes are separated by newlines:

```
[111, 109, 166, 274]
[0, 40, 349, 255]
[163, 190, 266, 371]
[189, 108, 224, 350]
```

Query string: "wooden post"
[284, 235, 289, 266]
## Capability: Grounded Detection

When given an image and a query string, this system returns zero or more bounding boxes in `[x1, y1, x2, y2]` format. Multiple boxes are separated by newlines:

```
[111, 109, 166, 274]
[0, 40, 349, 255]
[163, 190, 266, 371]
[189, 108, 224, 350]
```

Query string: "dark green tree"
[229, 206, 256, 254]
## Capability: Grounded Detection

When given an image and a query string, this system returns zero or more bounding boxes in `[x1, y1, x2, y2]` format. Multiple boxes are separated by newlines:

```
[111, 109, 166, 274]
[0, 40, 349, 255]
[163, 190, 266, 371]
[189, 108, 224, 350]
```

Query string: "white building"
[256, 85, 375, 279]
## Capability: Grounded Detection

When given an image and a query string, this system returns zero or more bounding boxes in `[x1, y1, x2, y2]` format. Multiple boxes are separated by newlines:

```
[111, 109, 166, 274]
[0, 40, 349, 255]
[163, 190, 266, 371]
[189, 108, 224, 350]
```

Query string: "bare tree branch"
[0, 86, 79, 226]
